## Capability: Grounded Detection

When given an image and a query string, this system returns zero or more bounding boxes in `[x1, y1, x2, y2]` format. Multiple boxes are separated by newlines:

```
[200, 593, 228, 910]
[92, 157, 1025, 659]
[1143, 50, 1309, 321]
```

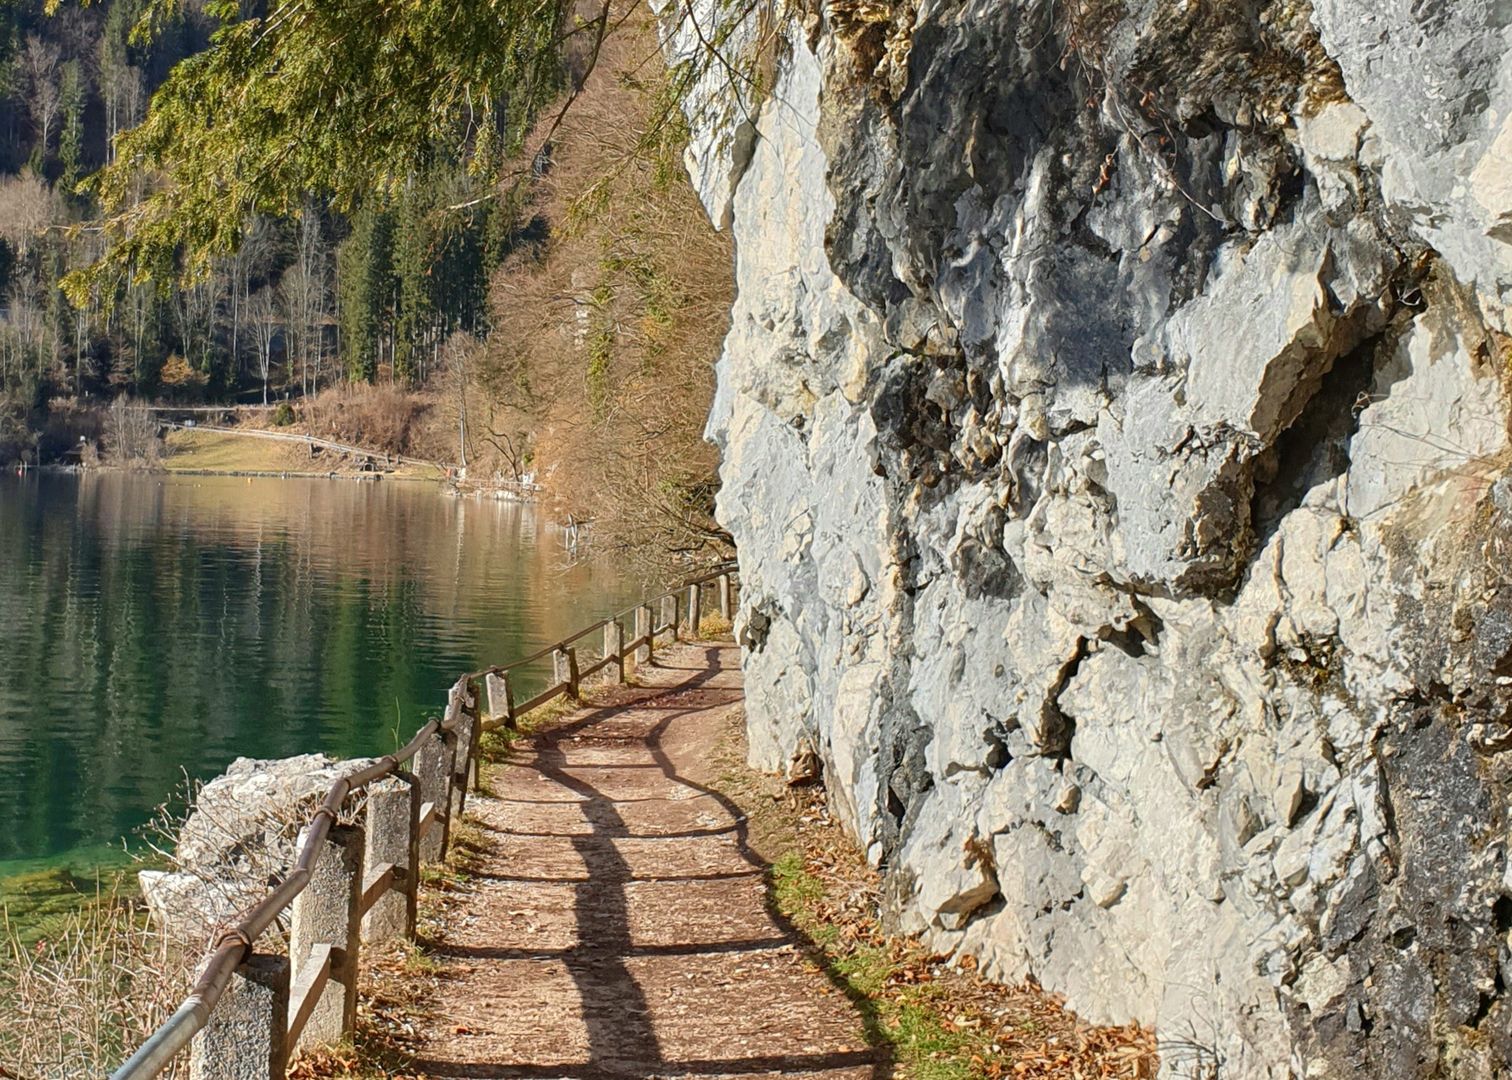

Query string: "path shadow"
[411, 643, 892, 1079]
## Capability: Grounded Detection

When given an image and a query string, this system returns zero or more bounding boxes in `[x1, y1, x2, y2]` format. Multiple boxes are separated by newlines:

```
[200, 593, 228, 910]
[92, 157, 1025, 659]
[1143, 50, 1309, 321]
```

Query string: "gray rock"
[140, 754, 372, 948]
[668, 0, 1512, 1073]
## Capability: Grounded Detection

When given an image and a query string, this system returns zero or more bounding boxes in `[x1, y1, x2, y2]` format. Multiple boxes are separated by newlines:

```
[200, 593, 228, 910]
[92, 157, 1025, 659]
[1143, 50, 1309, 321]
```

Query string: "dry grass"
[697, 611, 734, 638]
[0, 889, 193, 1080]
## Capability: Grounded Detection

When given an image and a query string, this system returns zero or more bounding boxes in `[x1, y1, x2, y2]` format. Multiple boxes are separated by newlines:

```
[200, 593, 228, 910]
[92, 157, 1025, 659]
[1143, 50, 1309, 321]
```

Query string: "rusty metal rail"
[108, 564, 738, 1080]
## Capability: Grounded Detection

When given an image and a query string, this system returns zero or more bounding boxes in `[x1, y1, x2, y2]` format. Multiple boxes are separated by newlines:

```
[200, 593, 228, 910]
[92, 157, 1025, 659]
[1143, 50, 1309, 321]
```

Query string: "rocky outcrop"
[670, 0, 1512, 1074]
[140, 754, 369, 947]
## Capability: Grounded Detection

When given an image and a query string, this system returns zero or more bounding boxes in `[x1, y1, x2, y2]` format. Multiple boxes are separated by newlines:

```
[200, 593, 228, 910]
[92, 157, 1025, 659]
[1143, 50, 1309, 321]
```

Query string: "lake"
[0, 472, 635, 885]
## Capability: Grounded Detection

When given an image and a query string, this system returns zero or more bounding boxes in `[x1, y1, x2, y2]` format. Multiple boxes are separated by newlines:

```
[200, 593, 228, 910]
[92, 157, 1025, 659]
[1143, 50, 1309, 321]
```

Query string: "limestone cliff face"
[669, 1, 1512, 1074]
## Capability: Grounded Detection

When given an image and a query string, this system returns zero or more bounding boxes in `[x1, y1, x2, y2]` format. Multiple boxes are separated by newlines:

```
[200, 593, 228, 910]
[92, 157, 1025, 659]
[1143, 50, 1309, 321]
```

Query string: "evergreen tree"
[392, 182, 435, 386]
[57, 59, 85, 192]
[338, 206, 393, 384]
[66, 0, 569, 292]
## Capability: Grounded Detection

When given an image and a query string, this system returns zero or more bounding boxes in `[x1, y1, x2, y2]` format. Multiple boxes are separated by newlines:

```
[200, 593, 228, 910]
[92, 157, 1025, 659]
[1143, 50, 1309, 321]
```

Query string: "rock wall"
[670, 0, 1512, 1075]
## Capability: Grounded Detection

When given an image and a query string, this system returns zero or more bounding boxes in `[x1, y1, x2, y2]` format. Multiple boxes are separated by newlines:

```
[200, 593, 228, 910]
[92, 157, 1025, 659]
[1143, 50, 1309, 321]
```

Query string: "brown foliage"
[301, 383, 440, 460]
[479, 5, 735, 576]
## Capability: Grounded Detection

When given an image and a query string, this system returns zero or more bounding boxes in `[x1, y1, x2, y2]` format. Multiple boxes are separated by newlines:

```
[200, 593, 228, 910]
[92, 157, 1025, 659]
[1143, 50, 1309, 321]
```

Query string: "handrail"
[465, 561, 736, 681]
[108, 564, 738, 1080]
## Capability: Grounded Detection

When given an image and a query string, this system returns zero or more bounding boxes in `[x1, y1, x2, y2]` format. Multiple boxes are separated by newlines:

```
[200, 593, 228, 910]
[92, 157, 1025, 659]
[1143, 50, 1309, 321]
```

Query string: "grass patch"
[769, 850, 985, 1079]
[721, 716, 1158, 1080]
[162, 428, 444, 479]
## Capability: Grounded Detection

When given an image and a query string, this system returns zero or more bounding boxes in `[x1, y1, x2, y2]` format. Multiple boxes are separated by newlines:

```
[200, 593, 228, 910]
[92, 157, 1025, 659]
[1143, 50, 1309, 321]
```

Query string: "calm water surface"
[0, 472, 635, 877]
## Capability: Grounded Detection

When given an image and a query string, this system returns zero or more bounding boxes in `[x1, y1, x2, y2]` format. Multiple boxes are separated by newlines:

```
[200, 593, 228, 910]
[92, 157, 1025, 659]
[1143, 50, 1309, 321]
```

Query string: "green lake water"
[0, 472, 635, 906]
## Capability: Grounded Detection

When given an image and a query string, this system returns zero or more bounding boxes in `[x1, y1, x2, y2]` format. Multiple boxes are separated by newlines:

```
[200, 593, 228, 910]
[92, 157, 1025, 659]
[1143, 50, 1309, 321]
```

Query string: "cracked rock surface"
[668, 0, 1512, 1074]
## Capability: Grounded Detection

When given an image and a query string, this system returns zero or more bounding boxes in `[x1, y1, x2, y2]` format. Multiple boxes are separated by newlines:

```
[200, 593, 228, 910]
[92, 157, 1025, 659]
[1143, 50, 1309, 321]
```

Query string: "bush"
[304, 383, 435, 458]
[103, 397, 160, 466]
[272, 401, 296, 427]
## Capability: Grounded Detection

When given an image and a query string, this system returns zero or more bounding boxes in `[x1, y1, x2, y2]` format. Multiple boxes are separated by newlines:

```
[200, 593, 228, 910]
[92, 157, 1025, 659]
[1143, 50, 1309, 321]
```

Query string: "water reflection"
[0, 472, 631, 870]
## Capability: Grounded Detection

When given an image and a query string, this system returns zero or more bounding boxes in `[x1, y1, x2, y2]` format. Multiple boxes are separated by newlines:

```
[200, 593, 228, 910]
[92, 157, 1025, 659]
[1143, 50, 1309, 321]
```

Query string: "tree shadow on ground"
[409, 643, 892, 1079]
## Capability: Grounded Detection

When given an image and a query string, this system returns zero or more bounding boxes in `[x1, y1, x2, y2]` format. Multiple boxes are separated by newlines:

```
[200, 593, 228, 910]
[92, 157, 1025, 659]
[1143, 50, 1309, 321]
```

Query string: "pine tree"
[392, 182, 435, 386]
[57, 59, 86, 193]
[338, 206, 394, 384]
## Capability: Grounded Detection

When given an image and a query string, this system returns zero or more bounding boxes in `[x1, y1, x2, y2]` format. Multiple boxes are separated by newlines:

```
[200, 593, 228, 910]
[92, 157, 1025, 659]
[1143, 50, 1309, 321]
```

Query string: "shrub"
[304, 383, 434, 458]
[272, 401, 296, 427]
[478, 9, 735, 575]
[103, 397, 160, 466]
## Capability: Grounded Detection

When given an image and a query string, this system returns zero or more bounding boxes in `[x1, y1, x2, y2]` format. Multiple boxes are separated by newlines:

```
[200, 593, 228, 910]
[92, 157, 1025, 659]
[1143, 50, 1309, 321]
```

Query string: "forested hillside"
[0, 0, 514, 461]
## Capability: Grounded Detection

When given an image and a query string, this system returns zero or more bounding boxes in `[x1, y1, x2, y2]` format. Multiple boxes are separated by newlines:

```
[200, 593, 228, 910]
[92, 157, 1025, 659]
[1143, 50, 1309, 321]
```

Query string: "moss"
[769, 851, 986, 1079]
[0, 861, 145, 946]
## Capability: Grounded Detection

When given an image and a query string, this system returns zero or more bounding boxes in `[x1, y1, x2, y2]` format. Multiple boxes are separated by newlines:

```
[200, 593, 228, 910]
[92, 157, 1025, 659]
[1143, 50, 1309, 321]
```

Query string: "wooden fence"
[108, 566, 738, 1080]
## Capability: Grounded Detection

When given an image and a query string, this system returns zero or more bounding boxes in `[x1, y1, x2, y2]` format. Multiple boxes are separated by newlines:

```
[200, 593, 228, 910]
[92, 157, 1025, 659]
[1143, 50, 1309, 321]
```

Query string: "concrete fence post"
[362, 774, 418, 945]
[189, 953, 289, 1080]
[661, 594, 678, 643]
[635, 605, 653, 667]
[554, 646, 580, 698]
[449, 688, 478, 820]
[289, 823, 362, 1055]
[464, 680, 484, 791]
[604, 619, 626, 683]
[438, 728, 460, 857]
[485, 670, 515, 728]
[687, 583, 702, 639]
[415, 731, 453, 863]
[718, 573, 733, 619]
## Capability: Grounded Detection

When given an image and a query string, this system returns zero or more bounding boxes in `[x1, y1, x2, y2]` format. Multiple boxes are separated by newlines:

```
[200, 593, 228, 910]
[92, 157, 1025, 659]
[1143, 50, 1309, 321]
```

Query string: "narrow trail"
[407, 642, 881, 1080]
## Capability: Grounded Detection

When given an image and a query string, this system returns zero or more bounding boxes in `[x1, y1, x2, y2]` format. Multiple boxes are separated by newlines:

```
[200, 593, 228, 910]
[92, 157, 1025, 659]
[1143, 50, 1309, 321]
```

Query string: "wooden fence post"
[687, 583, 702, 639]
[604, 619, 626, 683]
[415, 731, 452, 863]
[718, 573, 733, 619]
[554, 646, 580, 698]
[288, 824, 362, 1055]
[189, 954, 290, 1080]
[361, 774, 418, 945]
[635, 605, 653, 667]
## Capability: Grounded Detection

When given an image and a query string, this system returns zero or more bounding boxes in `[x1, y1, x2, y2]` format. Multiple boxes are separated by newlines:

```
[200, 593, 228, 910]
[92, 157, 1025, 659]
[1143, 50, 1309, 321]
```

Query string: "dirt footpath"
[407, 642, 879, 1079]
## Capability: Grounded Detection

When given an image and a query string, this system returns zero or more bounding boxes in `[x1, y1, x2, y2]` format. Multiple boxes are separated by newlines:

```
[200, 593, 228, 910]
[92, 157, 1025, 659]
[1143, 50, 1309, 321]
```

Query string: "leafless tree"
[247, 286, 282, 404]
[104, 396, 160, 464]
[0, 171, 55, 257]
[172, 274, 222, 377]
[97, 39, 144, 163]
[21, 35, 62, 161]
[280, 206, 329, 397]
[442, 332, 475, 470]
[224, 216, 280, 381]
